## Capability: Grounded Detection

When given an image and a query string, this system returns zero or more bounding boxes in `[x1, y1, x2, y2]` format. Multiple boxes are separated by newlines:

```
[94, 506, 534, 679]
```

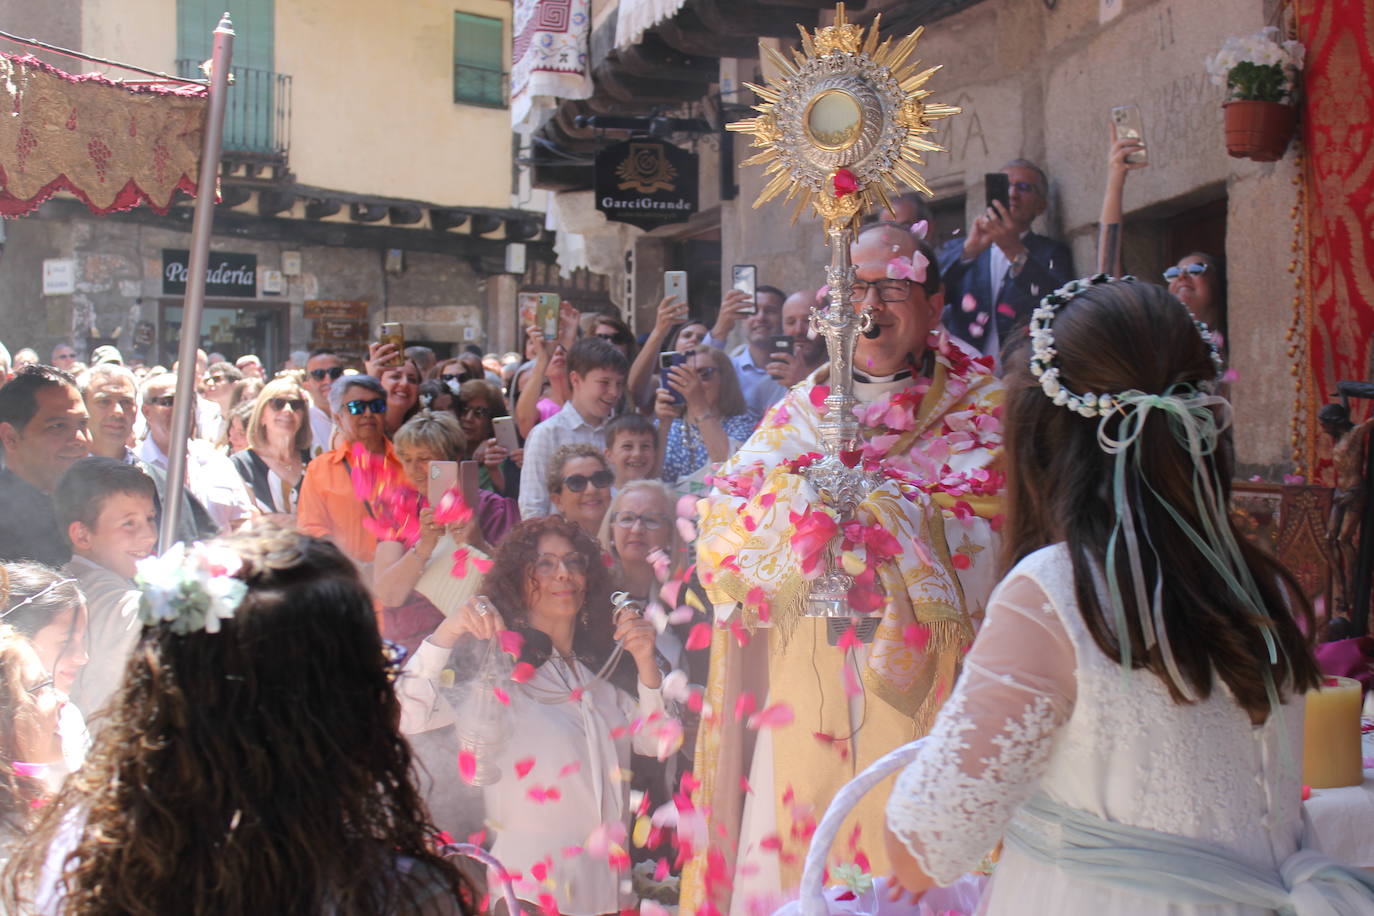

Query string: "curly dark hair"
[3, 520, 473, 915]
[483, 517, 635, 690]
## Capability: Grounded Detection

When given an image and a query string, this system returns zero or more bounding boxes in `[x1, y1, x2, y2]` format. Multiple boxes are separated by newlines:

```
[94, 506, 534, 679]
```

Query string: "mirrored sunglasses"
[345, 398, 388, 415]
[1163, 263, 1209, 282]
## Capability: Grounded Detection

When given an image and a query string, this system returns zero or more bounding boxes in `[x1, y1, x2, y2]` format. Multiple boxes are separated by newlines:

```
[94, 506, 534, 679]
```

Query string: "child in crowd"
[603, 413, 659, 487]
[53, 458, 158, 719]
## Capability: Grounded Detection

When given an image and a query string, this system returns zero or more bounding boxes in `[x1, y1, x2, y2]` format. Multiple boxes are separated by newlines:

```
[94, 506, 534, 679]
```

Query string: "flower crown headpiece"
[1028, 274, 1224, 417]
[135, 541, 249, 635]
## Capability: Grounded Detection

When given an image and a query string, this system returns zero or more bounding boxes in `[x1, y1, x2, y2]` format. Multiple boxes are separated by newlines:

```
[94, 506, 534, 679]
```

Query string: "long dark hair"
[1001, 279, 1318, 721]
[4, 521, 472, 915]
[484, 516, 635, 691]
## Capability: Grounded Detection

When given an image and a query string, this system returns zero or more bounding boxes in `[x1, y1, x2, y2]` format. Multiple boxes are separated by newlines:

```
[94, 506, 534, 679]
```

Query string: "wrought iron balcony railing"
[176, 60, 291, 158]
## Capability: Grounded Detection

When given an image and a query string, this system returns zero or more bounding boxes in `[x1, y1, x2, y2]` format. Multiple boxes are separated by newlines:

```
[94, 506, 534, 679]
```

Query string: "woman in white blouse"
[398, 515, 675, 916]
[229, 376, 312, 515]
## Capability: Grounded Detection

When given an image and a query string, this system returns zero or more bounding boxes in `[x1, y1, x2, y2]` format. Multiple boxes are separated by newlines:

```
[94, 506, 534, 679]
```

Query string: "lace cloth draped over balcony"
[511, 0, 592, 132]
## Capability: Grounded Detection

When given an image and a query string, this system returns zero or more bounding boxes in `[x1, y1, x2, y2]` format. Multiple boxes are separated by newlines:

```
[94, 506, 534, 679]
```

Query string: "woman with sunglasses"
[397, 516, 673, 916]
[298, 375, 407, 568]
[546, 444, 614, 538]
[0, 563, 90, 811]
[655, 346, 758, 487]
[230, 376, 314, 516]
[456, 379, 522, 498]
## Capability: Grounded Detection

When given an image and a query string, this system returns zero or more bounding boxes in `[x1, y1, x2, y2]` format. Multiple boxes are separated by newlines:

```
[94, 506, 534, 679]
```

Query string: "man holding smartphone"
[702, 284, 788, 416]
[765, 289, 827, 389]
[937, 159, 1074, 368]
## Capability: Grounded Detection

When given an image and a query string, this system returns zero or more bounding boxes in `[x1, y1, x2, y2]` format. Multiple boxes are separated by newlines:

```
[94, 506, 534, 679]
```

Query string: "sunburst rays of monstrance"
[723, 5, 962, 628]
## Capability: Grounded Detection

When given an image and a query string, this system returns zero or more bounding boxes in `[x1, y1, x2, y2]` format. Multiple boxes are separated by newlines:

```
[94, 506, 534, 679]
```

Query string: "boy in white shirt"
[54, 457, 158, 719]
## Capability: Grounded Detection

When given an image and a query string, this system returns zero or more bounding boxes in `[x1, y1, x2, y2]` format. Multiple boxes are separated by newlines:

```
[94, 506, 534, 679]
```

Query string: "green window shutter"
[453, 12, 505, 108]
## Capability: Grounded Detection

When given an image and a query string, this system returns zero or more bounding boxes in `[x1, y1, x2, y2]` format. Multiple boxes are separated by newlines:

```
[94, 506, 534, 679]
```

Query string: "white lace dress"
[886, 544, 1303, 916]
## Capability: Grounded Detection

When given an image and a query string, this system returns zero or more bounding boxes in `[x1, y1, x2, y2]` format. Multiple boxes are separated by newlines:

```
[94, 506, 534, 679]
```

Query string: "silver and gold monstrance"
[727, 5, 959, 632]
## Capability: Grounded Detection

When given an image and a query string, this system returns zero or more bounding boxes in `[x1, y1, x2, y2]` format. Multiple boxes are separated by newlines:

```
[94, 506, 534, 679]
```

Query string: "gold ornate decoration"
[726, 3, 960, 232]
[614, 141, 679, 193]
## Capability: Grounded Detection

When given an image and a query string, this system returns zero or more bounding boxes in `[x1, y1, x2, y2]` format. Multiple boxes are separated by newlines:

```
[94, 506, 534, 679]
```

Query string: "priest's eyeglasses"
[849, 278, 913, 302]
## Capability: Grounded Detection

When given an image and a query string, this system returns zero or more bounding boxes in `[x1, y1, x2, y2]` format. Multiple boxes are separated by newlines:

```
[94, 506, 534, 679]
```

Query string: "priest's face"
[850, 229, 943, 378]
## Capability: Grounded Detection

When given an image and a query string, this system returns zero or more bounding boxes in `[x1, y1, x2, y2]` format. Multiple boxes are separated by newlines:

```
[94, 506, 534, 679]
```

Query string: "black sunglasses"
[458, 404, 492, 419]
[269, 397, 306, 412]
[561, 470, 613, 492]
[596, 332, 629, 345]
[440, 373, 469, 385]
[309, 366, 345, 381]
[345, 398, 388, 416]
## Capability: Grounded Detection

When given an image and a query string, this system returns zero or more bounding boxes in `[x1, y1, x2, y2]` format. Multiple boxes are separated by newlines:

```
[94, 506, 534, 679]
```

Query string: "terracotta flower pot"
[1223, 100, 1297, 162]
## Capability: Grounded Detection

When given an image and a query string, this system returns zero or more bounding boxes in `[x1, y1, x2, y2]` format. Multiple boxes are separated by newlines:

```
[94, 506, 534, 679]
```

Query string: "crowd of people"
[0, 145, 1360, 916]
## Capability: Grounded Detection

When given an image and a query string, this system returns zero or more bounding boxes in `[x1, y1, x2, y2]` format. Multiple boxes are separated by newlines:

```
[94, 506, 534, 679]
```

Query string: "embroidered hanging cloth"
[614, 0, 688, 50]
[0, 54, 206, 218]
[1294, 0, 1374, 480]
[511, 0, 592, 133]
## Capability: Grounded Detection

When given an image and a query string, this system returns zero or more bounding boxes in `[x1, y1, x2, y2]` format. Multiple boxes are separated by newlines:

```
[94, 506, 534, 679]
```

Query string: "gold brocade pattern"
[0, 54, 206, 216]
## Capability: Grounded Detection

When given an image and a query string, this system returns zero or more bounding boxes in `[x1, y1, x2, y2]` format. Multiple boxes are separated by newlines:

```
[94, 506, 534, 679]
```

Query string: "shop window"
[454, 12, 505, 108]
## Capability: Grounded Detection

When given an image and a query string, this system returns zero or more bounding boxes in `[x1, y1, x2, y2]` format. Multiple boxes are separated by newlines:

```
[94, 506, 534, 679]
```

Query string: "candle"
[1302, 675, 1364, 789]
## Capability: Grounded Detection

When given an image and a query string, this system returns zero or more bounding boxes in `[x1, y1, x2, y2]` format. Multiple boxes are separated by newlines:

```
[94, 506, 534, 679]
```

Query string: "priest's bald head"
[849, 223, 944, 377]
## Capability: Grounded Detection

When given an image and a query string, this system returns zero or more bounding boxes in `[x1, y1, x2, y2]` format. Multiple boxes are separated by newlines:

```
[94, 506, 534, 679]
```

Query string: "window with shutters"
[453, 12, 506, 108]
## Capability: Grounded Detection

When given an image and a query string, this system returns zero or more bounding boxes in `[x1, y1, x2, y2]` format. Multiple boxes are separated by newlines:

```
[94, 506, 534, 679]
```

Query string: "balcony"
[176, 60, 291, 160]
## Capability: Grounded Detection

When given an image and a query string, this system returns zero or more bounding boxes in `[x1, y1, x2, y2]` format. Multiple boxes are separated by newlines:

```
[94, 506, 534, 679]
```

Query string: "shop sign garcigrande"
[594, 139, 699, 231]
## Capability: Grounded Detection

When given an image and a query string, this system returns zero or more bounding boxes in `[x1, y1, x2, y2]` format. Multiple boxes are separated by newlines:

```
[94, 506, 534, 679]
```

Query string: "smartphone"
[984, 173, 1010, 212]
[492, 415, 520, 453]
[769, 334, 795, 356]
[1110, 105, 1148, 165]
[664, 271, 688, 311]
[731, 265, 757, 316]
[535, 293, 560, 340]
[428, 460, 458, 505]
[659, 351, 687, 404]
[460, 460, 480, 515]
[379, 322, 405, 368]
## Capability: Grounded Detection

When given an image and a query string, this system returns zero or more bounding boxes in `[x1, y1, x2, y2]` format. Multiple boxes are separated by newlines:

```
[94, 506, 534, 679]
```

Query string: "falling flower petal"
[676, 517, 698, 544]
[735, 691, 757, 722]
[511, 662, 536, 683]
[842, 663, 861, 699]
[747, 702, 794, 730]
[493, 686, 510, 706]
[458, 750, 477, 785]
[515, 757, 535, 779]
[685, 622, 712, 651]
[903, 623, 930, 651]
[498, 630, 525, 658]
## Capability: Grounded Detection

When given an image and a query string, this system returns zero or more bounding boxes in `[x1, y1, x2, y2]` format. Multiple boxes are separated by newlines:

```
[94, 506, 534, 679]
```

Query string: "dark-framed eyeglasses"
[596, 332, 629, 345]
[25, 675, 54, 696]
[849, 278, 914, 302]
[344, 398, 388, 416]
[458, 404, 492, 419]
[533, 552, 590, 577]
[146, 395, 175, 408]
[309, 366, 345, 381]
[269, 397, 306, 412]
[613, 512, 665, 530]
[562, 470, 613, 492]
[1163, 263, 1209, 282]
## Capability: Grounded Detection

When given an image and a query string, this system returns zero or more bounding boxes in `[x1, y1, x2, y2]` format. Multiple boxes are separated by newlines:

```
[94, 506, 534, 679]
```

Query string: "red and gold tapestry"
[0, 53, 207, 218]
[1294, 0, 1374, 482]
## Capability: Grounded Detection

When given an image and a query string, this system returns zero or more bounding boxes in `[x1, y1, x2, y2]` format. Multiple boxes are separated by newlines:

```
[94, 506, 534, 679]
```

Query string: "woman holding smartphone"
[627, 296, 692, 413]
[655, 346, 758, 487]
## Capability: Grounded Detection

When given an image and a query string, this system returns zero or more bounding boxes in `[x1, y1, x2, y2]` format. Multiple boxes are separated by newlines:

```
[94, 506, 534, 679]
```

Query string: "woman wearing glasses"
[0, 563, 90, 816]
[396, 516, 674, 916]
[655, 346, 758, 488]
[546, 444, 613, 537]
[455, 379, 521, 498]
[230, 376, 314, 516]
[298, 375, 407, 568]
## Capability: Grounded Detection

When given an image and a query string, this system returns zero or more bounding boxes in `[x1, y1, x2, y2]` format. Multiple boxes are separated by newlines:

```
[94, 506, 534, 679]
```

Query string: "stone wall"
[0, 204, 504, 368]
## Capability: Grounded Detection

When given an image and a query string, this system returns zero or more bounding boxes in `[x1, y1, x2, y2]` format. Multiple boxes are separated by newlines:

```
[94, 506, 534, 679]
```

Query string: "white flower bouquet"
[1206, 27, 1305, 104]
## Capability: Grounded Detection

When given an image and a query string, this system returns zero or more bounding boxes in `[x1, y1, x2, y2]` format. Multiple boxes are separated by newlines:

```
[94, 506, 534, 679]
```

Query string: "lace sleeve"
[884, 572, 1077, 885]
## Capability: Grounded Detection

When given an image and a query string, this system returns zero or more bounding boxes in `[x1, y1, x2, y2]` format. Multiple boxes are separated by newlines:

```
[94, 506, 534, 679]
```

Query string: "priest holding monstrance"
[679, 10, 1004, 915]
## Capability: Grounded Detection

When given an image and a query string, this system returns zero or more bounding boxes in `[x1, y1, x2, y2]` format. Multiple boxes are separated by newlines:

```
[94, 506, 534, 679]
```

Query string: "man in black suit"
[938, 159, 1074, 369]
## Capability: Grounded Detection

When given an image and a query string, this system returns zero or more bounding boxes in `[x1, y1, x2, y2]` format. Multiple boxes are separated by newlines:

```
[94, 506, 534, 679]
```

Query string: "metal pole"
[160, 13, 233, 550]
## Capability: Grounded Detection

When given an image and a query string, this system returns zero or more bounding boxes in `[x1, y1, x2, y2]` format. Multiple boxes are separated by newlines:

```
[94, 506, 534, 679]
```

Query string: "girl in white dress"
[884, 277, 1371, 913]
